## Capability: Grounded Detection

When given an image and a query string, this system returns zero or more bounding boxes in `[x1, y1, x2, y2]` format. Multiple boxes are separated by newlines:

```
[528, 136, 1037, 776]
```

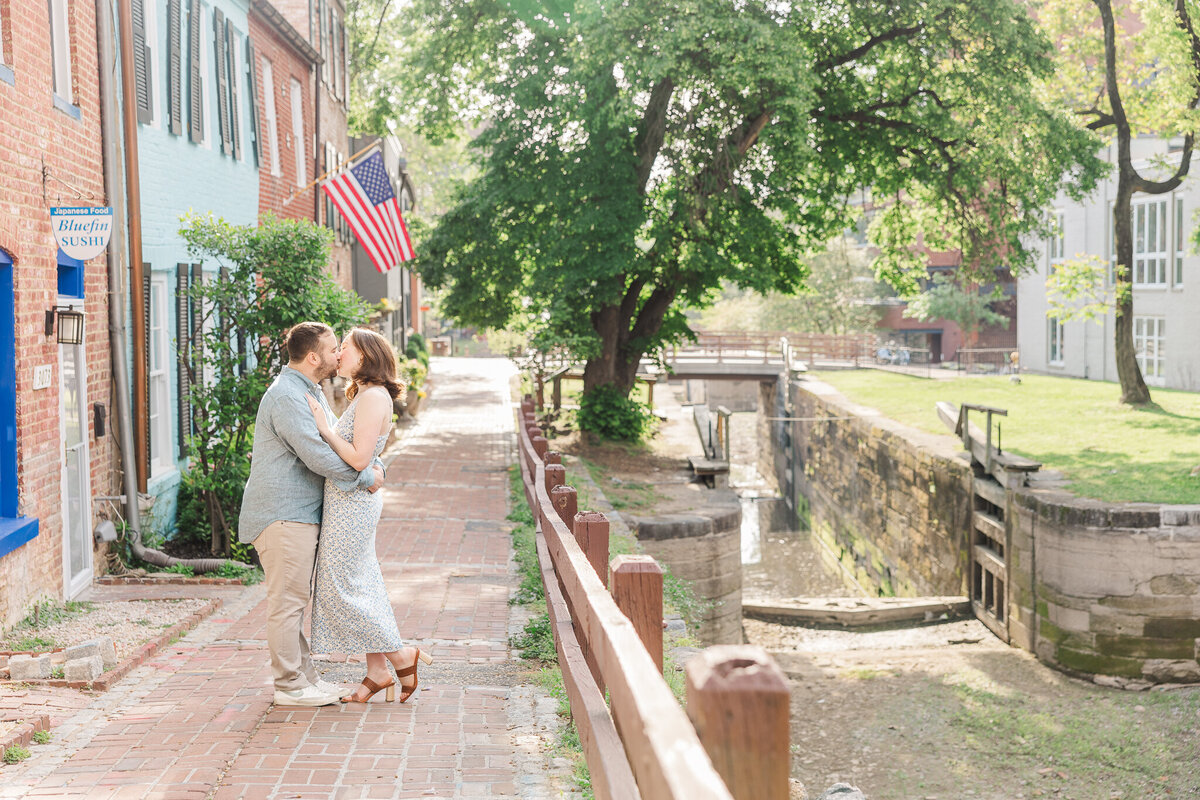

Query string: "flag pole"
[283, 140, 383, 205]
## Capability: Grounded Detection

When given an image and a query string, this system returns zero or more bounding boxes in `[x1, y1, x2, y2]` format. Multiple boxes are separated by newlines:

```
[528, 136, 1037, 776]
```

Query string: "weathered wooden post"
[552, 373, 563, 411]
[573, 512, 610, 588]
[644, 375, 657, 409]
[531, 434, 548, 460]
[535, 369, 545, 410]
[550, 485, 577, 530]
[543, 451, 561, 465]
[686, 646, 790, 800]
[610, 554, 663, 672]
[545, 464, 566, 495]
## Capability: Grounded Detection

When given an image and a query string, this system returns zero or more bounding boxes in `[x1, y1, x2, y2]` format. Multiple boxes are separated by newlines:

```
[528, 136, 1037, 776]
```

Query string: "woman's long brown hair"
[345, 328, 403, 401]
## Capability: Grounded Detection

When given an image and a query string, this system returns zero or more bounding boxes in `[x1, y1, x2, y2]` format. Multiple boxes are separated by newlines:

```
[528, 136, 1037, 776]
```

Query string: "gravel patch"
[0, 599, 211, 660]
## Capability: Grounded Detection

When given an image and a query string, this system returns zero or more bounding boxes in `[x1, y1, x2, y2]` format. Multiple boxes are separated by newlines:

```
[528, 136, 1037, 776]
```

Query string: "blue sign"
[50, 206, 114, 261]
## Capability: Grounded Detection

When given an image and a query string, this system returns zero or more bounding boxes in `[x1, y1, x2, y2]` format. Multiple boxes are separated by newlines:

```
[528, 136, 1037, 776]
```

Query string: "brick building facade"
[0, 0, 119, 628]
[249, 0, 318, 221]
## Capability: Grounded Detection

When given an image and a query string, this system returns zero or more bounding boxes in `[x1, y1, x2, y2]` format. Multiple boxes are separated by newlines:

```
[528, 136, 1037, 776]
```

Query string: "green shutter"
[188, 0, 203, 143]
[167, 0, 182, 135]
[132, 0, 153, 123]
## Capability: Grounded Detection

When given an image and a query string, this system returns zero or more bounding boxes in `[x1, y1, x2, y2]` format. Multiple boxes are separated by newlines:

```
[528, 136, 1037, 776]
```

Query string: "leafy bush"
[404, 340, 430, 368]
[576, 384, 655, 441]
[400, 358, 427, 392]
[163, 563, 195, 577]
[408, 332, 428, 354]
[3, 745, 30, 764]
[32, 730, 51, 745]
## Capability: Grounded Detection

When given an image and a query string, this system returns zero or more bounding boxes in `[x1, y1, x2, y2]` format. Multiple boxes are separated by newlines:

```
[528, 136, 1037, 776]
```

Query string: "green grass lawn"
[810, 371, 1200, 505]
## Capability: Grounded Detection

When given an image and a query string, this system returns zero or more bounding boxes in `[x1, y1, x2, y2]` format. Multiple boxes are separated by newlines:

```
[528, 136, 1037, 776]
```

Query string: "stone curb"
[95, 575, 247, 585]
[0, 713, 50, 756]
[0, 599, 220, 692]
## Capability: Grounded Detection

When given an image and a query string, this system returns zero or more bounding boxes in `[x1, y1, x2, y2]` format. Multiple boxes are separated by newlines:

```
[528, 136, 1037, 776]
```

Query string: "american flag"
[321, 149, 415, 273]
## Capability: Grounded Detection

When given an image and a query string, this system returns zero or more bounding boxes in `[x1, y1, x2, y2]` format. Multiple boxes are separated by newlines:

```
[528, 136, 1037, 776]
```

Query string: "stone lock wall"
[1006, 493, 1200, 683]
[765, 378, 971, 598]
[767, 375, 1200, 683]
[628, 504, 743, 645]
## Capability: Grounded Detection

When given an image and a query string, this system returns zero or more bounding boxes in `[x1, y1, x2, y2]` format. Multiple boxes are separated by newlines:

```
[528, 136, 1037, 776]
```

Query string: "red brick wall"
[249, 13, 314, 223]
[0, 0, 118, 628]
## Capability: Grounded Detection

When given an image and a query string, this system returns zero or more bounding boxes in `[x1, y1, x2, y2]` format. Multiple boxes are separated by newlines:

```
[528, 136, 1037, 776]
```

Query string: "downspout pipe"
[97, 0, 247, 571]
[115, 0, 149, 494]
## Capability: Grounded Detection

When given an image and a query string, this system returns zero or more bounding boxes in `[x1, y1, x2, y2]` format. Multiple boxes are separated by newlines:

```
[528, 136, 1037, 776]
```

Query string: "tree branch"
[817, 9, 953, 71]
[1075, 107, 1116, 130]
[1130, 133, 1194, 194]
[634, 77, 674, 195]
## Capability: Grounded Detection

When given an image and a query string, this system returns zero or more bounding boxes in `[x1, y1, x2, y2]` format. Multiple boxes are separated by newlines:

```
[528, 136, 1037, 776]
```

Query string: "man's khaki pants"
[253, 520, 321, 692]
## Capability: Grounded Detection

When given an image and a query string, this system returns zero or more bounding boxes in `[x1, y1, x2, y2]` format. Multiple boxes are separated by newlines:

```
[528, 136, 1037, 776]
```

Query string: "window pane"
[1148, 202, 1157, 252]
[1160, 201, 1168, 251]
[1136, 204, 1145, 253]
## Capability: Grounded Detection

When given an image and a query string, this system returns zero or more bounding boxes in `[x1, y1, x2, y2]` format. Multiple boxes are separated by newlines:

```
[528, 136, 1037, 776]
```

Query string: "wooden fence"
[516, 397, 792, 800]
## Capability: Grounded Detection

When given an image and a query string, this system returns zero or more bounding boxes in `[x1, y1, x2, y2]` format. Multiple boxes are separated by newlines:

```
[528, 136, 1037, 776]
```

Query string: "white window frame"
[290, 77, 306, 186]
[1175, 195, 1185, 287]
[1048, 209, 1065, 268]
[1047, 317, 1064, 366]
[148, 276, 173, 475]
[48, 0, 73, 103]
[262, 57, 281, 177]
[1134, 316, 1166, 387]
[1132, 197, 1169, 286]
[144, 0, 159, 126]
[198, 1, 211, 147]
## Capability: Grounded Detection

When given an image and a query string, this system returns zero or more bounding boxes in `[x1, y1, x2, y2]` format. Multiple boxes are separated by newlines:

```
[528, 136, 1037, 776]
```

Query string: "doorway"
[60, 340, 92, 598]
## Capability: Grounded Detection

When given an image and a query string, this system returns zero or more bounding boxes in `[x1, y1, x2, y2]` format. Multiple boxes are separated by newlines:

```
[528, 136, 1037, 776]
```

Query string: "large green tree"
[399, 0, 1104, 412]
[1039, 0, 1200, 404]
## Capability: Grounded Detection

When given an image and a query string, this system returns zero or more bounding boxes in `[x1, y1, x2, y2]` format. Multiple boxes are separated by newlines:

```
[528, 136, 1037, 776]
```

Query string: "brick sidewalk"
[0, 358, 577, 800]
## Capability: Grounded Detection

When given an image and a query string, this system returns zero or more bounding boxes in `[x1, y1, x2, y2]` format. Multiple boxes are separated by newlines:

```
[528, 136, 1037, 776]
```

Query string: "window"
[143, 0, 159, 126]
[48, 0, 72, 104]
[1175, 196, 1185, 286]
[290, 77, 306, 186]
[198, 1, 211, 145]
[1132, 197, 1168, 285]
[330, 10, 341, 100]
[1134, 316, 1166, 386]
[0, 251, 39, 557]
[261, 57, 281, 176]
[1048, 210, 1065, 268]
[0, 1, 12, 86]
[148, 276, 173, 474]
[1048, 317, 1064, 366]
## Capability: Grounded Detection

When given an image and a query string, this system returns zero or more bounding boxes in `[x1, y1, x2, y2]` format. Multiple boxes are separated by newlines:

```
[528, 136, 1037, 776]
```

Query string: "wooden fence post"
[685, 646, 790, 800]
[552, 374, 563, 410]
[610, 554, 663, 672]
[550, 485, 577, 529]
[531, 434, 548, 460]
[535, 370, 545, 410]
[543, 451, 561, 465]
[545, 464, 566, 494]
[572, 512, 610, 588]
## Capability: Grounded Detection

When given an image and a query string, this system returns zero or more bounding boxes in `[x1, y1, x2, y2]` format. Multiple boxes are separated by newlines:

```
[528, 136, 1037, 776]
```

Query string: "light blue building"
[132, 0, 260, 531]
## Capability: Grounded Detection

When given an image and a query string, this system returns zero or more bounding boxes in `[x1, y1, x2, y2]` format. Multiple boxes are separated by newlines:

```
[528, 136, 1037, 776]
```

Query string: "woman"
[306, 327, 432, 703]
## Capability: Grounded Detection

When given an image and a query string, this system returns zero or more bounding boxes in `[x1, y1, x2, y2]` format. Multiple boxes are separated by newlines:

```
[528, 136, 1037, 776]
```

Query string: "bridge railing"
[516, 396, 793, 800]
[671, 330, 876, 366]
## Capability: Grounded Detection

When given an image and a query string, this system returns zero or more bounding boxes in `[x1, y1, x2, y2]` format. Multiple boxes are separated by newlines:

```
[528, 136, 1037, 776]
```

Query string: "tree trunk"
[1111, 173, 1151, 404]
[581, 304, 645, 398]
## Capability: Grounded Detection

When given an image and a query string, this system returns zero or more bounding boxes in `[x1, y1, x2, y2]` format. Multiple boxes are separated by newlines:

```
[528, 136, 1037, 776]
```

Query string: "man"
[240, 322, 385, 706]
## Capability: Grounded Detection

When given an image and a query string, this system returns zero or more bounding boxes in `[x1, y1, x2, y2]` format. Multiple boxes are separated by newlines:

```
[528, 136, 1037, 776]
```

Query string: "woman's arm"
[305, 393, 382, 471]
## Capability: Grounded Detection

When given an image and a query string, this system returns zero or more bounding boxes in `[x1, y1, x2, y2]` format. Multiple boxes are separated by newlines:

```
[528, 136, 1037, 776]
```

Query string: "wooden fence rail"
[516, 395, 791, 800]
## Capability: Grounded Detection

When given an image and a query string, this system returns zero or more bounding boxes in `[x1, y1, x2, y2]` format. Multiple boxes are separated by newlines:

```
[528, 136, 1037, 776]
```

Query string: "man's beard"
[322, 358, 339, 381]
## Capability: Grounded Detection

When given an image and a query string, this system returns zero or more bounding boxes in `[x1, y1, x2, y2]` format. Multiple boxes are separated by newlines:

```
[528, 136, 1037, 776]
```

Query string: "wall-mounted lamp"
[55, 308, 84, 345]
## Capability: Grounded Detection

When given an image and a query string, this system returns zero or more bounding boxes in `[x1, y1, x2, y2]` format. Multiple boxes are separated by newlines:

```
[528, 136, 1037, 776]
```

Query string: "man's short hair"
[285, 322, 334, 362]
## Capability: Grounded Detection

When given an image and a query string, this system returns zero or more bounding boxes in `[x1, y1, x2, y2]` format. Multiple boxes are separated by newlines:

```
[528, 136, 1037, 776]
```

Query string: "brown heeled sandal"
[395, 648, 434, 703]
[341, 675, 396, 703]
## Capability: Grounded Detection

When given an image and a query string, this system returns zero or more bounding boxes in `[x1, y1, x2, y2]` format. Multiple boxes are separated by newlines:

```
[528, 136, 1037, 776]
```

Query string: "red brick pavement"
[2, 359, 566, 799]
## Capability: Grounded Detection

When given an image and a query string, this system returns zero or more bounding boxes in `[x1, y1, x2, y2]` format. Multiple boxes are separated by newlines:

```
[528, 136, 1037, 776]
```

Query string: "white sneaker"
[314, 679, 345, 697]
[273, 685, 339, 706]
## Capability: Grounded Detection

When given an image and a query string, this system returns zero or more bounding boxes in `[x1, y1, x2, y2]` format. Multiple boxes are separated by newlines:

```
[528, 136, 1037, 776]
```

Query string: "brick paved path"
[0, 359, 577, 800]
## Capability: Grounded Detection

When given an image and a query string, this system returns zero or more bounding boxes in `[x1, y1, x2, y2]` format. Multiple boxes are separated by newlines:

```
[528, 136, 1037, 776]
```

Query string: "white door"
[60, 341, 93, 598]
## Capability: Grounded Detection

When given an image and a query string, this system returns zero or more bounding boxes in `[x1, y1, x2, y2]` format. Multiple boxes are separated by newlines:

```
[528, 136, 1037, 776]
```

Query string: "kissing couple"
[239, 321, 432, 706]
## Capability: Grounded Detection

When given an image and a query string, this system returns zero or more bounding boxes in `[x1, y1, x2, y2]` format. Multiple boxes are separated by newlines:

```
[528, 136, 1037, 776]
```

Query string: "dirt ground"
[536, 379, 1200, 800]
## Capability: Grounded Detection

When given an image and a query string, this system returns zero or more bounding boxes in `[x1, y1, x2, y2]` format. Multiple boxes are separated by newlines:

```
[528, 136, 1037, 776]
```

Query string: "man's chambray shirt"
[238, 366, 377, 544]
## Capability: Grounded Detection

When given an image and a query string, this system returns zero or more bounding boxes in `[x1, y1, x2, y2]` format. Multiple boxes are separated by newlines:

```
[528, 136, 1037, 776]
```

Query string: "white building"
[1019, 137, 1200, 391]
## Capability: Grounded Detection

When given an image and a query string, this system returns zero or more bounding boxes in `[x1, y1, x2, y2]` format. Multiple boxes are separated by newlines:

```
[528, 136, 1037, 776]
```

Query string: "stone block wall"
[629, 504, 743, 645]
[765, 378, 971, 598]
[1007, 492, 1200, 683]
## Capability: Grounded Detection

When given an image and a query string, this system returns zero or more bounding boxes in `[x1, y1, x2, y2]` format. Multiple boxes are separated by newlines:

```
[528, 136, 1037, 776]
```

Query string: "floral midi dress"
[310, 395, 404, 654]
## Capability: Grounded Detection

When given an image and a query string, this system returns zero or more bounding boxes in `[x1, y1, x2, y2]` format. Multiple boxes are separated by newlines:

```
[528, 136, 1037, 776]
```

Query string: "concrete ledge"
[742, 596, 972, 627]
